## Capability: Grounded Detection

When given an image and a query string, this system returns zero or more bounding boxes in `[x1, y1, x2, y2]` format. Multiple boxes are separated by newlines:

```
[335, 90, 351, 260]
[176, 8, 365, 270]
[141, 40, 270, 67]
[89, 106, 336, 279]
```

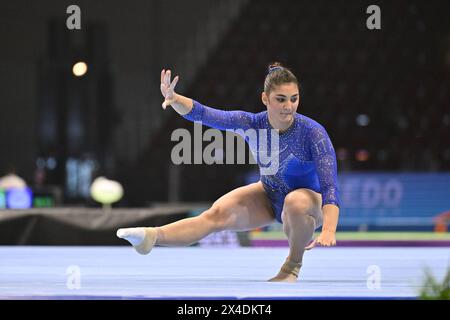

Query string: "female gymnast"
[117, 63, 341, 282]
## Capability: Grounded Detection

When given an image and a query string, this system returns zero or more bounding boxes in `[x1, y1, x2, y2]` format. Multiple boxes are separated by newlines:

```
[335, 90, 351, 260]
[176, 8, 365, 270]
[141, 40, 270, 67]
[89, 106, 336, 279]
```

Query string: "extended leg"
[117, 182, 275, 254]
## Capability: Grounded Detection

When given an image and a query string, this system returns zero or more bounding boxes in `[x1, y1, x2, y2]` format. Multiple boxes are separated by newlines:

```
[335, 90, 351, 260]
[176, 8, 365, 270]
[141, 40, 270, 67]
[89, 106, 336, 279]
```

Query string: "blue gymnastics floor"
[0, 246, 448, 299]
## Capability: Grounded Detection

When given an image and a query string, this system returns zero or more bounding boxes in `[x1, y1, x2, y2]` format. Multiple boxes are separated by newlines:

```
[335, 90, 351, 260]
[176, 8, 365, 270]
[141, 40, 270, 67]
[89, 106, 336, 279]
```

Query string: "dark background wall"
[0, 0, 223, 178]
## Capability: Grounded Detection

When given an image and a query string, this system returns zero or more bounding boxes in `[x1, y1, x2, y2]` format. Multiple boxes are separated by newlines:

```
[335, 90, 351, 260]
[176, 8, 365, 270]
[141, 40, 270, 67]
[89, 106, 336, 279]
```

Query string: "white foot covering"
[116, 227, 158, 255]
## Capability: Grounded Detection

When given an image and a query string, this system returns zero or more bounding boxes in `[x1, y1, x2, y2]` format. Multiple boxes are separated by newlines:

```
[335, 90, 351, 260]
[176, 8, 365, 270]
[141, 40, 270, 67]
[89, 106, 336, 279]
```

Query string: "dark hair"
[264, 62, 299, 94]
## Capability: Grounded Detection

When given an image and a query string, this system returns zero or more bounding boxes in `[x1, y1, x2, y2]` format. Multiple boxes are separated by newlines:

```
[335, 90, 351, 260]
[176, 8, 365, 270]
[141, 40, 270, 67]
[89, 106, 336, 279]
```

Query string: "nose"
[284, 102, 293, 110]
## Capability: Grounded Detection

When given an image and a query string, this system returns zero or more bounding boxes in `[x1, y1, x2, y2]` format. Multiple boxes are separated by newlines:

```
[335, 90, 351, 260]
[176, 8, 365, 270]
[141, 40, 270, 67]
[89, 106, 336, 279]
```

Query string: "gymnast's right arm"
[160, 69, 254, 131]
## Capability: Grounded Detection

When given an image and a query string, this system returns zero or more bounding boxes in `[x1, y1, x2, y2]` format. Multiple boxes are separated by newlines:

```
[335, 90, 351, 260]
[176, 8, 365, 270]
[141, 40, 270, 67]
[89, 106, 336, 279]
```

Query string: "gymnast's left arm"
[305, 125, 341, 249]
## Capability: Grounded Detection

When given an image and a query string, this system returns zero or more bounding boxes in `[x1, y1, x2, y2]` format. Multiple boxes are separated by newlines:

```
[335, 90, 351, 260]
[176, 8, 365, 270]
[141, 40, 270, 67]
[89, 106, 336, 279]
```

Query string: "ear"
[261, 91, 269, 106]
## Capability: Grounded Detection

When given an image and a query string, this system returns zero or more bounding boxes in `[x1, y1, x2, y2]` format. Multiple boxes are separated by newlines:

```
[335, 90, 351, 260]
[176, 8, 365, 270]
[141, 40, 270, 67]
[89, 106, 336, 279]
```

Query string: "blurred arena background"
[0, 0, 449, 254]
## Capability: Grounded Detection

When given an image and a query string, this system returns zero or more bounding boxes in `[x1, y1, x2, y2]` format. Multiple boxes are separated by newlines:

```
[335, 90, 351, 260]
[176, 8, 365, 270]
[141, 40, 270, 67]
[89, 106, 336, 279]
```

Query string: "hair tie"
[268, 66, 283, 74]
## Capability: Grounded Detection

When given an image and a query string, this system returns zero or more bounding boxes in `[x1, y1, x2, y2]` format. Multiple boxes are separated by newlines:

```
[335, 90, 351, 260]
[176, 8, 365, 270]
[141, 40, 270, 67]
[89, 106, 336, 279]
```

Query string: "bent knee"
[283, 190, 317, 218]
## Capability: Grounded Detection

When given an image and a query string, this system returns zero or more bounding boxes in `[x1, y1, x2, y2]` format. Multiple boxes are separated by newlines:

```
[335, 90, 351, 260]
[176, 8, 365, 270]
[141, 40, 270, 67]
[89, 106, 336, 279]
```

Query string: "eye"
[291, 97, 298, 103]
[276, 98, 285, 103]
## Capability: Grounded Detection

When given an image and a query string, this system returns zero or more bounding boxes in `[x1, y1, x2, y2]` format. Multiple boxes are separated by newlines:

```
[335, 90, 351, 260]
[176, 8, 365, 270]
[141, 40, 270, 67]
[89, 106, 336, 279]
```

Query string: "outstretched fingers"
[161, 69, 165, 84]
[164, 70, 171, 87]
[160, 68, 179, 110]
[170, 75, 179, 91]
[160, 82, 167, 96]
[305, 237, 336, 250]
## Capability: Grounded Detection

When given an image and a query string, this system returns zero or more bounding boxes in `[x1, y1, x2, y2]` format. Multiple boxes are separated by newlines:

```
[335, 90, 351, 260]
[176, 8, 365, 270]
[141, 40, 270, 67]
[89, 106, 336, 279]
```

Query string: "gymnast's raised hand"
[159, 69, 194, 115]
[160, 69, 178, 109]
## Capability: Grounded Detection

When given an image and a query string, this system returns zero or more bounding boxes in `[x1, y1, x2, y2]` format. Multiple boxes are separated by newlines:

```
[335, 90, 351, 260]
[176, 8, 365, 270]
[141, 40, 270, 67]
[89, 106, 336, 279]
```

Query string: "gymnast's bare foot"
[116, 227, 158, 255]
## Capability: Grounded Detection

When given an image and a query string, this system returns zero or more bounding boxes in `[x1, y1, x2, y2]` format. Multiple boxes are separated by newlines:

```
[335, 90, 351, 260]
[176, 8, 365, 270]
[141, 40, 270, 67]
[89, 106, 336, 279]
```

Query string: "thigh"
[211, 181, 276, 231]
[283, 188, 323, 229]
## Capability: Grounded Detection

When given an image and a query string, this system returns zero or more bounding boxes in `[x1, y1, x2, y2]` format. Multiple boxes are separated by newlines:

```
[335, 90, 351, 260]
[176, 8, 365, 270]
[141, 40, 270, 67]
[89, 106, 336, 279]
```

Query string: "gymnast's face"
[262, 82, 299, 128]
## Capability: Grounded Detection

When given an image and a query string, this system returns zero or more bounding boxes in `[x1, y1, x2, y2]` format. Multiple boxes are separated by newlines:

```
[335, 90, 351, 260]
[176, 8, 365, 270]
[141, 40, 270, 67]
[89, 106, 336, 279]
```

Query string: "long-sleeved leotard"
[182, 100, 341, 223]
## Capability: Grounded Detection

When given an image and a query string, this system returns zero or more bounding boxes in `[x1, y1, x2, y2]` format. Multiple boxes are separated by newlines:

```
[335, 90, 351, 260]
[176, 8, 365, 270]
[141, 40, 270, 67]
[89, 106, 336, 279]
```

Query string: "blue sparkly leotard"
[183, 100, 341, 223]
